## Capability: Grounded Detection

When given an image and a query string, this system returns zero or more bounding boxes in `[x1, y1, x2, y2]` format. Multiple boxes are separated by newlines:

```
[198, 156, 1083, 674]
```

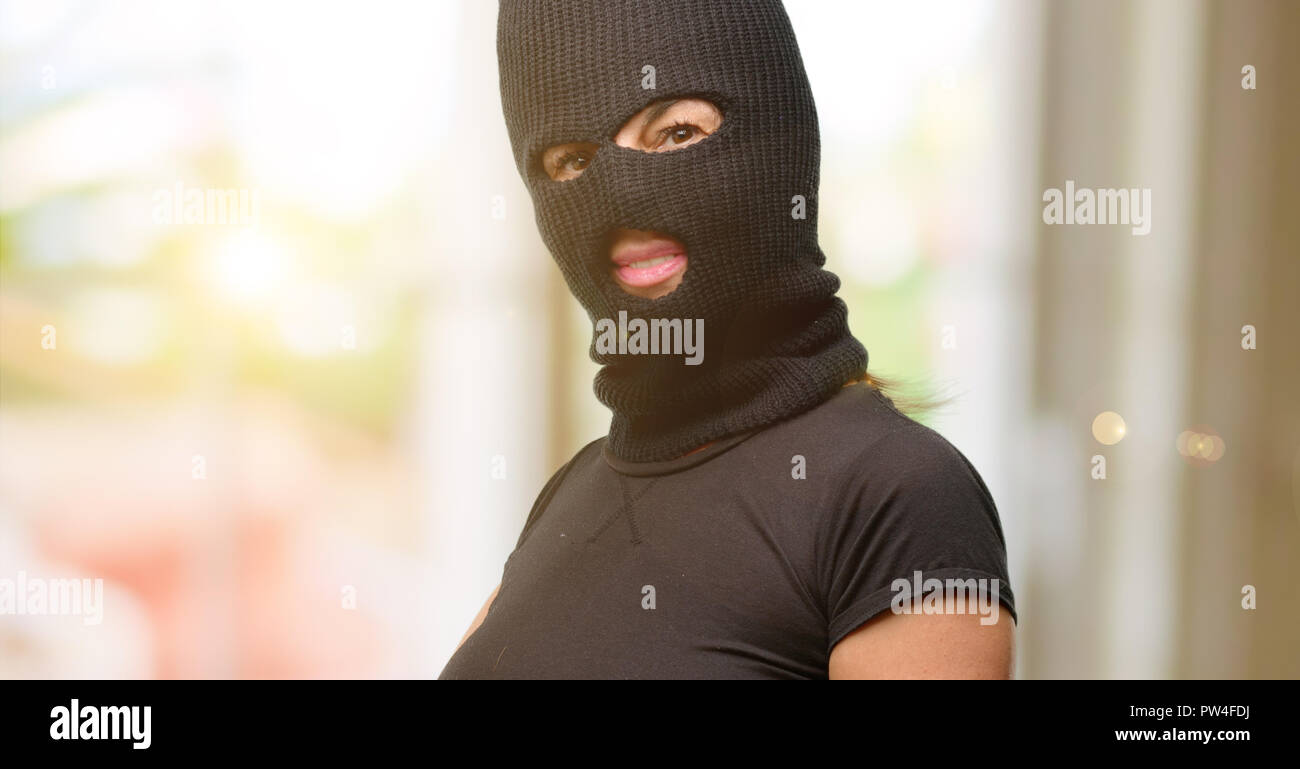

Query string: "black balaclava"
[497, 0, 868, 463]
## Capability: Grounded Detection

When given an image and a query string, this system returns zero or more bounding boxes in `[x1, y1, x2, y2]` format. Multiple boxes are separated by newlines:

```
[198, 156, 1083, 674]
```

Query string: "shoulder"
[784, 386, 1016, 637]
[729, 384, 1009, 570]
[541, 435, 608, 501]
[764, 384, 1007, 561]
[513, 436, 605, 550]
[848, 393, 996, 509]
[852, 388, 996, 523]
[761, 384, 992, 501]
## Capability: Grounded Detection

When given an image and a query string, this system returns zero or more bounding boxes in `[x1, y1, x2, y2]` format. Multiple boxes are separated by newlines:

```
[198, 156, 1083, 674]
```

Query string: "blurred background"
[0, 0, 1296, 679]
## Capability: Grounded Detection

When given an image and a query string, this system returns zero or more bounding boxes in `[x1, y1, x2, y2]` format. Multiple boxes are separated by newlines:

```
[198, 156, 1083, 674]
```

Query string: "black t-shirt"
[439, 383, 1016, 679]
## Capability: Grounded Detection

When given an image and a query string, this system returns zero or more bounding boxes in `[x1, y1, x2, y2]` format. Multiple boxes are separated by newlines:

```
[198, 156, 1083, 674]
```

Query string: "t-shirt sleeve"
[819, 422, 1016, 652]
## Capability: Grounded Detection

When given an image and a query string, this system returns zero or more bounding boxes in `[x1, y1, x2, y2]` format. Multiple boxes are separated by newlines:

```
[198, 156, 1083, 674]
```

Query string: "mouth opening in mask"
[607, 228, 688, 299]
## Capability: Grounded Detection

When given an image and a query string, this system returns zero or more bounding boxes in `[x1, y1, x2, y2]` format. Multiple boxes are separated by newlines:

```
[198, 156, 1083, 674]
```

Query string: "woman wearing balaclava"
[440, 0, 1016, 679]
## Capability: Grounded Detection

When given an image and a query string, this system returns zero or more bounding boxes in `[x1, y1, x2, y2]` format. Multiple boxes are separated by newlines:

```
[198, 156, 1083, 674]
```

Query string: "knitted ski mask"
[497, 0, 868, 462]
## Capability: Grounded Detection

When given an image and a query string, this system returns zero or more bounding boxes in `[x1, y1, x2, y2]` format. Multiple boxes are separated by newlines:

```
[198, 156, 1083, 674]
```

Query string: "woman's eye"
[559, 152, 590, 171]
[655, 124, 700, 149]
[542, 141, 599, 180]
[614, 98, 723, 154]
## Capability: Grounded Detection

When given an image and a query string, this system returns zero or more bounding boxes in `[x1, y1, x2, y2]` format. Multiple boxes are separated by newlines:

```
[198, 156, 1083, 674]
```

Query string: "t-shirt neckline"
[601, 428, 757, 477]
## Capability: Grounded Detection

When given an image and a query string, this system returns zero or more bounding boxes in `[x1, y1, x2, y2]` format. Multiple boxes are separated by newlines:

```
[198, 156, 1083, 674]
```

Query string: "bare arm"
[453, 582, 500, 654]
[828, 597, 1015, 679]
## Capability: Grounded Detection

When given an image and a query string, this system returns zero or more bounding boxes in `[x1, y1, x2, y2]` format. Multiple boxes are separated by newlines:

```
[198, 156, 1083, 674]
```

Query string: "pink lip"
[610, 240, 688, 288]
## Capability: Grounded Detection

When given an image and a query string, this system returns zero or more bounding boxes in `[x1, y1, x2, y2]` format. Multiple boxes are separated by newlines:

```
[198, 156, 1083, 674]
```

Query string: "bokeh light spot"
[1092, 411, 1126, 445]
[1177, 425, 1225, 466]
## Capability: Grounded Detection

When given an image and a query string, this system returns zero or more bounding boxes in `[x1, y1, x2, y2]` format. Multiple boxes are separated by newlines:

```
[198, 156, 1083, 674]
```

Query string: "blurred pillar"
[1177, 0, 1300, 678]
[1030, 0, 1205, 678]
[1031, 0, 1299, 679]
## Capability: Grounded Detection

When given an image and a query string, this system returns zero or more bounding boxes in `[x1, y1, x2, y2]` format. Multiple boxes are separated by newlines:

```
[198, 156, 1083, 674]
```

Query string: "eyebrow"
[641, 99, 680, 127]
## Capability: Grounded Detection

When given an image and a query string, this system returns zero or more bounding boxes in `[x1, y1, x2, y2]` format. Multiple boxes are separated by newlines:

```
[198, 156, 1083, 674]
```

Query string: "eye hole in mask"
[541, 97, 724, 182]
